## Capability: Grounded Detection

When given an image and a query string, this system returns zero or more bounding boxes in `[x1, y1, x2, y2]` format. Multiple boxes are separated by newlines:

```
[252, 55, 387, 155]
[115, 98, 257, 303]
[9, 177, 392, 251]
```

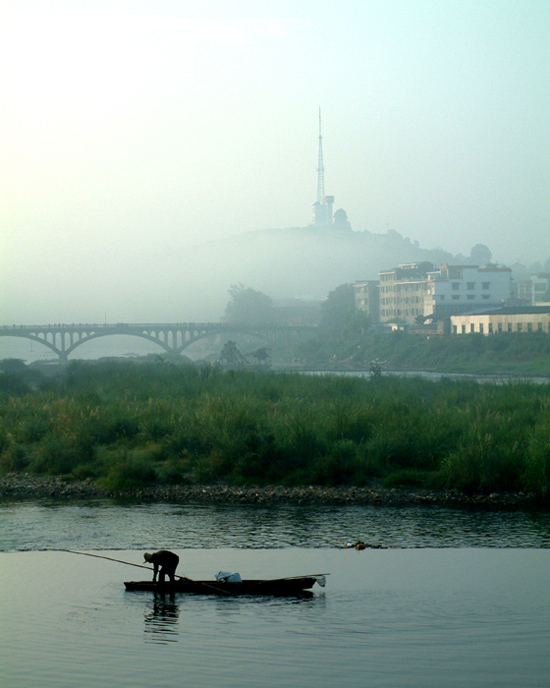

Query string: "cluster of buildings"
[353, 263, 550, 336]
[309, 112, 550, 336]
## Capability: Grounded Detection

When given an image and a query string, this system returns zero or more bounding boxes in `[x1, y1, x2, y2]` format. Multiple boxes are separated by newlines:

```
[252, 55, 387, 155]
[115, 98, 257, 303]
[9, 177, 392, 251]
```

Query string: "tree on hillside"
[320, 284, 368, 334]
[224, 284, 274, 325]
[471, 244, 492, 265]
[333, 208, 352, 230]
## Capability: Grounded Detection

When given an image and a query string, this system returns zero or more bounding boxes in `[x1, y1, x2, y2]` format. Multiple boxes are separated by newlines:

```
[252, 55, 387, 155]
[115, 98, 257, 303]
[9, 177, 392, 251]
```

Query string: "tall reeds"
[1, 361, 549, 498]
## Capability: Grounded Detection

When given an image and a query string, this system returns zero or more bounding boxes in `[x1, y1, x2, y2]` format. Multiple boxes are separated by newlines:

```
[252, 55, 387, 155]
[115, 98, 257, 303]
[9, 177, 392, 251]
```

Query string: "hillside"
[177, 226, 473, 319]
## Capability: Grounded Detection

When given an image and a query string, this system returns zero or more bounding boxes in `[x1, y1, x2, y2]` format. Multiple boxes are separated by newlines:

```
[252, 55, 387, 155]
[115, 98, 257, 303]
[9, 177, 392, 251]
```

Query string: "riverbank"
[295, 330, 550, 378]
[2, 363, 550, 499]
[0, 474, 542, 509]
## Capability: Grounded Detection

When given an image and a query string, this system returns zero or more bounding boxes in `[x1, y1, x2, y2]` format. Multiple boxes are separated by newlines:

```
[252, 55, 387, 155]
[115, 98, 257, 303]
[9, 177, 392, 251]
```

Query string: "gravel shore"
[0, 474, 542, 509]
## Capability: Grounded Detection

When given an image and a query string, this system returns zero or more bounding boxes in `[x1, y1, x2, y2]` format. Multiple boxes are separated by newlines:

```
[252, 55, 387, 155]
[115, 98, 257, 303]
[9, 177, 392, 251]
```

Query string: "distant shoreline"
[0, 475, 543, 510]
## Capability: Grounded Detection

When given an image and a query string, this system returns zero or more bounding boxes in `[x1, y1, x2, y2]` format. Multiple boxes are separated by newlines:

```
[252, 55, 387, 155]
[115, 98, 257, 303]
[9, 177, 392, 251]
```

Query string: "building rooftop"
[453, 306, 550, 317]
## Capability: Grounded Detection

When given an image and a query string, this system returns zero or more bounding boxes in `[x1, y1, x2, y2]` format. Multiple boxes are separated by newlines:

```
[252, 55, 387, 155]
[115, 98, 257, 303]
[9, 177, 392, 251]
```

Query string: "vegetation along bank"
[0, 359, 549, 504]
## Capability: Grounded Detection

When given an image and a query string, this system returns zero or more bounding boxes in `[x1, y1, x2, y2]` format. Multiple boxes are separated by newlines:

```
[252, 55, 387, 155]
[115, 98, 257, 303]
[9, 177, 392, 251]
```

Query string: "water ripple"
[1, 499, 549, 552]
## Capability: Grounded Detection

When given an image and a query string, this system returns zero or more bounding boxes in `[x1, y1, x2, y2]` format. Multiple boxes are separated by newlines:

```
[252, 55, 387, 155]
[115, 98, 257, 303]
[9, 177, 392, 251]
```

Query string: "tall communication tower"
[316, 107, 325, 204]
[313, 108, 334, 225]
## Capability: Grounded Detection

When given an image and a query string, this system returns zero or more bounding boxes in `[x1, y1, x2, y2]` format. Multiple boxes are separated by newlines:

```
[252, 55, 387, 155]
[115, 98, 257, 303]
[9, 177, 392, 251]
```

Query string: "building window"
[452, 295, 460, 300]
[470, 324, 475, 333]
[480, 323, 484, 334]
[467, 282, 475, 290]
[528, 323, 533, 332]
[517, 323, 522, 332]
[507, 323, 512, 332]
[452, 325, 457, 334]
[462, 325, 466, 333]
[467, 295, 475, 300]
[452, 283, 460, 290]
[482, 282, 490, 290]
[498, 323, 503, 333]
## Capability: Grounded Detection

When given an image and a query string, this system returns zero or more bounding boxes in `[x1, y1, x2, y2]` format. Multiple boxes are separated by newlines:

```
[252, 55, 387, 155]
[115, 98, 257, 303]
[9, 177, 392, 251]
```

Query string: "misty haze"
[1, 2, 548, 329]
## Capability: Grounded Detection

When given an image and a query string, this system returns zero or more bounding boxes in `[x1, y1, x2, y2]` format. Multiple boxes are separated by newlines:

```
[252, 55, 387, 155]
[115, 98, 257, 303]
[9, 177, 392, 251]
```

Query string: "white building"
[532, 273, 550, 305]
[451, 306, 550, 335]
[423, 265, 512, 320]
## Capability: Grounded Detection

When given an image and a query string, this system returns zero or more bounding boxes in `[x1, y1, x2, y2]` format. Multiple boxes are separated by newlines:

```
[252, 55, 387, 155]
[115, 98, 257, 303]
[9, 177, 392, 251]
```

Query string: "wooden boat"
[124, 574, 326, 597]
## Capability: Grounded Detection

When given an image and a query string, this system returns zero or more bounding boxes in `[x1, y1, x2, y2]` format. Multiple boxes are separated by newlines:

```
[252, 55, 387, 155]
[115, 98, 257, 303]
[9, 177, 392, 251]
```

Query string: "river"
[1, 499, 549, 688]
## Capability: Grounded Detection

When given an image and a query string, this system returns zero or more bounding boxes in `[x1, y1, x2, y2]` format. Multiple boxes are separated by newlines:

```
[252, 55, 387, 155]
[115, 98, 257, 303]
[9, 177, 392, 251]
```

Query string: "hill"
[177, 225, 473, 319]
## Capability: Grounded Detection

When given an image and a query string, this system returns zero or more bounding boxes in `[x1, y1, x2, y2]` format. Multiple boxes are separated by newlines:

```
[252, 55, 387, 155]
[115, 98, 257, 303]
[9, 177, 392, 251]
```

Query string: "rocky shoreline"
[0, 474, 544, 509]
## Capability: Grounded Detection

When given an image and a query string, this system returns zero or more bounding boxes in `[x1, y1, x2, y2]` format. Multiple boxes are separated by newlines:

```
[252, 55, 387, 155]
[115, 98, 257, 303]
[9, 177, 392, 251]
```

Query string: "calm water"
[1, 500, 549, 688]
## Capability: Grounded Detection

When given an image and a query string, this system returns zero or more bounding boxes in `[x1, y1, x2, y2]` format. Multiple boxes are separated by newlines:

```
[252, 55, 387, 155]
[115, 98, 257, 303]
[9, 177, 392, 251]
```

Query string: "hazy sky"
[1, 0, 549, 324]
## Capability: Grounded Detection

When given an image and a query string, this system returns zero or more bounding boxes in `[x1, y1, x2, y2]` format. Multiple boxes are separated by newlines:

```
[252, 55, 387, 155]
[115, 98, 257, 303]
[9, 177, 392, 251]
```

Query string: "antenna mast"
[316, 107, 325, 204]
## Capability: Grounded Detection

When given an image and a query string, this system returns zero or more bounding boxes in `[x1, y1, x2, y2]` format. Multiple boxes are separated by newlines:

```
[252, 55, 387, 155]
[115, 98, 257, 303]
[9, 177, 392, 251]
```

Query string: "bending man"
[144, 550, 180, 584]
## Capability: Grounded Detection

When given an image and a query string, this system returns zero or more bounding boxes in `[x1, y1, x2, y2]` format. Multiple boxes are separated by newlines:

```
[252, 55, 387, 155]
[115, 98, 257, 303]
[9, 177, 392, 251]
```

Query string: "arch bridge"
[0, 322, 316, 362]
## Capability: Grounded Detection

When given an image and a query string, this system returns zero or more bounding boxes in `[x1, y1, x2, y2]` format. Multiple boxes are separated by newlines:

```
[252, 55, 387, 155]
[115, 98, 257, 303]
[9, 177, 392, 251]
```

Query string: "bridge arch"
[0, 323, 316, 362]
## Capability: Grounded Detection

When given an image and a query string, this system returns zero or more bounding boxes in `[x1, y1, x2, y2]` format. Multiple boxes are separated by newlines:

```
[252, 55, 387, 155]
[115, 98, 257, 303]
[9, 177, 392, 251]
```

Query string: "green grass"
[294, 331, 550, 377]
[1, 359, 549, 499]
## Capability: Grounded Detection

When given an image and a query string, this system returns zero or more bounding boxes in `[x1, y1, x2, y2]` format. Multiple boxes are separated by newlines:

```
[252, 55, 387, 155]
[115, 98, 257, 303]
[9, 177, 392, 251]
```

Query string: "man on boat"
[144, 550, 180, 584]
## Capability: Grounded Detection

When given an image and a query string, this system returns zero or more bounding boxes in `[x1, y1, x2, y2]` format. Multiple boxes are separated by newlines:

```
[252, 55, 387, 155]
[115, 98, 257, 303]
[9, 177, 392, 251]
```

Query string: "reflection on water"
[144, 593, 180, 645]
[139, 581, 323, 646]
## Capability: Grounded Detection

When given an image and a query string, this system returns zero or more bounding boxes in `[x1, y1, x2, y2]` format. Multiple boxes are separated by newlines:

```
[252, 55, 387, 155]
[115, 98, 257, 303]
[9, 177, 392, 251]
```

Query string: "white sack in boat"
[216, 571, 242, 583]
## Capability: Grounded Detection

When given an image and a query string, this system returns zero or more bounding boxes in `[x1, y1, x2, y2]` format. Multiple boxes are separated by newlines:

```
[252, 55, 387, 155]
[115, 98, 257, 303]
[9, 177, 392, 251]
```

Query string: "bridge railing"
[0, 322, 227, 330]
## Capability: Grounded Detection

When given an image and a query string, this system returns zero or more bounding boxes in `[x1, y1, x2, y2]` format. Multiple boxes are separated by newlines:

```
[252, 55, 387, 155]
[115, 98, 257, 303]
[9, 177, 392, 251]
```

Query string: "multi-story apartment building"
[365, 262, 512, 326]
[532, 273, 550, 305]
[353, 280, 379, 323]
[423, 264, 512, 321]
[513, 279, 534, 304]
[378, 262, 433, 324]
